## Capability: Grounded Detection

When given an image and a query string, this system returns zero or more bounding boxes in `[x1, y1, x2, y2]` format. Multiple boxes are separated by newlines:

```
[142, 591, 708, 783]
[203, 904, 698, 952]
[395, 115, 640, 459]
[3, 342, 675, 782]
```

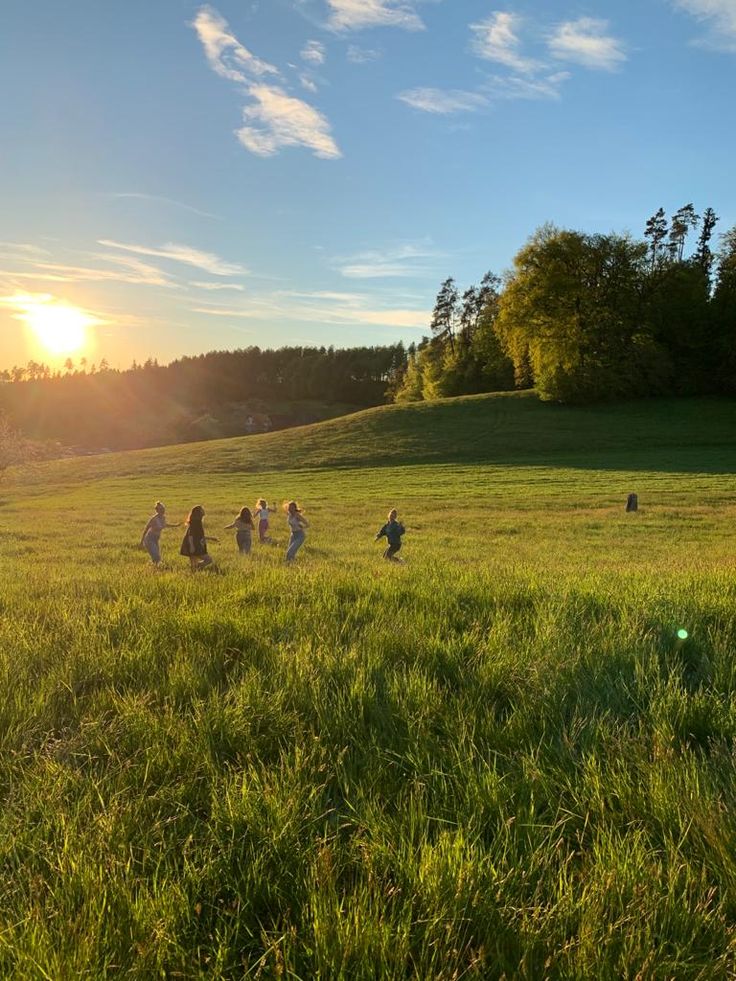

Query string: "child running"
[254, 498, 276, 544]
[140, 501, 174, 566]
[180, 505, 219, 571]
[284, 501, 309, 563]
[375, 508, 405, 562]
[225, 507, 255, 555]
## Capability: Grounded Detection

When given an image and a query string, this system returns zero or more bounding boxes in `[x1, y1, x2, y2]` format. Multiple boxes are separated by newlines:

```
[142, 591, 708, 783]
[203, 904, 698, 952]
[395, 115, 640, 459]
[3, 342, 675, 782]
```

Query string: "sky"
[0, 0, 734, 370]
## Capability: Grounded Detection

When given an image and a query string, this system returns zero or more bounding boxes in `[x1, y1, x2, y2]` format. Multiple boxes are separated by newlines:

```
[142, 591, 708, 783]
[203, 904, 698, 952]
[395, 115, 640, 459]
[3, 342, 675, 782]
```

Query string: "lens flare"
[677, 629, 689, 641]
[2, 292, 100, 357]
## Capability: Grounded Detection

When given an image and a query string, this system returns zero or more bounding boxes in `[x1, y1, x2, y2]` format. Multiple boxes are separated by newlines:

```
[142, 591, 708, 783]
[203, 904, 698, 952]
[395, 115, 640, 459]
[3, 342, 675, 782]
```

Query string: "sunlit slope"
[32, 390, 736, 482]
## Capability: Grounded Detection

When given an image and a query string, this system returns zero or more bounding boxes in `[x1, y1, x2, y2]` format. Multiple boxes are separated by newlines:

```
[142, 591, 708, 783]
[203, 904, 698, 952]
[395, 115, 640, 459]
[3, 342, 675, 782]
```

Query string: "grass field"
[2, 392, 736, 978]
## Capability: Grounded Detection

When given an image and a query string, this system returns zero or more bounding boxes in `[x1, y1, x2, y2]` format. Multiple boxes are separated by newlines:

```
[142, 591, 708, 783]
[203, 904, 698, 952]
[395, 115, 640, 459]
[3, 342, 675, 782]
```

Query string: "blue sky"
[0, 0, 734, 369]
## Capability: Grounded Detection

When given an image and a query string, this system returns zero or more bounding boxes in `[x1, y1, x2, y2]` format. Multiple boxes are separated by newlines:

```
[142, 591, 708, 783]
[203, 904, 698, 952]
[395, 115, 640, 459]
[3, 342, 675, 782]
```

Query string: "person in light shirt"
[140, 501, 175, 566]
[254, 498, 276, 544]
[284, 501, 309, 563]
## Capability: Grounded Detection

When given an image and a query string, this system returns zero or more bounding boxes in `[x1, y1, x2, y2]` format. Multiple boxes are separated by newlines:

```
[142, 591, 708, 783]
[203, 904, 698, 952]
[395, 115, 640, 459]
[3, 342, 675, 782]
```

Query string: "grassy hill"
[26, 390, 736, 486]
[2, 393, 736, 977]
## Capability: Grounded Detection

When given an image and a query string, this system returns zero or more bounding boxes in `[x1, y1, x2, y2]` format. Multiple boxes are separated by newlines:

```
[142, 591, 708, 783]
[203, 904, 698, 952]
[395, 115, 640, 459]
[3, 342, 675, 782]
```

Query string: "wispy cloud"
[549, 18, 626, 71]
[327, 0, 425, 32]
[190, 280, 246, 292]
[190, 5, 279, 82]
[191, 288, 429, 328]
[301, 39, 326, 64]
[672, 0, 736, 51]
[334, 243, 441, 279]
[106, 192, 221, 220]
[470, 12, 541, 73]
[236, 84, 341, 158]
[346, 44, 383, 63]
[98, 240, 247, 276]
[485, 71, 570, 101]
[397, 87, 488, 114]
[0, 248, 177, 288]
[191, 6, 342, 159]
[0, 242, 50, 257]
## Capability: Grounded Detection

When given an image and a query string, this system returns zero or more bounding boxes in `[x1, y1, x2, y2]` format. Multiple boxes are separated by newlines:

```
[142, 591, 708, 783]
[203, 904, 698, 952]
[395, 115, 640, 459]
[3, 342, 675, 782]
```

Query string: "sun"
[15, 295, 97, 357]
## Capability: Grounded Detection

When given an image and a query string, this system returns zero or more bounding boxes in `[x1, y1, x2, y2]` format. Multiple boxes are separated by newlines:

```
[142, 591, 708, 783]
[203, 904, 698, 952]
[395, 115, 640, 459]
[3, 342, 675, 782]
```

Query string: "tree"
[694, 207, 719, 282]
[495, 225, 667, 402]
[644, 208, 668, 270]
[712, 226, 736, 391]
[429, 278, 459, 354]
[667, 203, 700, 262]
[0, 414, 34, 478]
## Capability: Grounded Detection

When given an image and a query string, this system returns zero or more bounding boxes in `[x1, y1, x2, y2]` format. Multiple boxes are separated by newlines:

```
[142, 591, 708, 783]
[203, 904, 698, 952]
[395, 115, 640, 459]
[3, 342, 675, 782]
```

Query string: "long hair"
[284, 500, 302, 513]
[187, 505, 204, 526]
[238, 506, 254, 527]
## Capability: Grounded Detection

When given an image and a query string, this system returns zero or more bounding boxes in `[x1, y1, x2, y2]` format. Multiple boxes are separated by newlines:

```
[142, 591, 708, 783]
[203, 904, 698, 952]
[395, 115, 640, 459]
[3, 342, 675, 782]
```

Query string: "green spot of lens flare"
[677, 629, 689, 640]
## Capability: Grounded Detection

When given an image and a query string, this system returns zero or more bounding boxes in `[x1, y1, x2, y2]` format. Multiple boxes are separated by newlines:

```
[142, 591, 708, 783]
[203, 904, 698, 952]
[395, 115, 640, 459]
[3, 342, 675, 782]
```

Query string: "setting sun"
[3, 293, 100, 358]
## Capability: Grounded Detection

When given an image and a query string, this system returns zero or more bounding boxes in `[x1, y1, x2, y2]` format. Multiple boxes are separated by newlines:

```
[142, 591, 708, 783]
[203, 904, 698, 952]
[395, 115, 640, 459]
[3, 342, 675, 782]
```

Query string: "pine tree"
[644, 208, 668, 270]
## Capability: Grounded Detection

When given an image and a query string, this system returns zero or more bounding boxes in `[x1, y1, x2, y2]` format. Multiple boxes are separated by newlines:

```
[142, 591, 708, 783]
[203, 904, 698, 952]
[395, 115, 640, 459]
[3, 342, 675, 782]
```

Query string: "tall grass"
[2, 399, 736, 977]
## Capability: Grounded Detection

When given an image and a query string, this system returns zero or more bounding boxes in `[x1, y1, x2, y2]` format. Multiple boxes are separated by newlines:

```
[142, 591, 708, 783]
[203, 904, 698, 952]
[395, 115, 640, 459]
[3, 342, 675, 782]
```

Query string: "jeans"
[144, 535, 161, 564]
[286, 530, 305, 562]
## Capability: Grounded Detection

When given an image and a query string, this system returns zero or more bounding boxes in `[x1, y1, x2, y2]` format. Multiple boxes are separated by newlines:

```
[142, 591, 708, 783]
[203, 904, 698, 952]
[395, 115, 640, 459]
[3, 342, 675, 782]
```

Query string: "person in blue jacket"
[375, 508, 405, 561]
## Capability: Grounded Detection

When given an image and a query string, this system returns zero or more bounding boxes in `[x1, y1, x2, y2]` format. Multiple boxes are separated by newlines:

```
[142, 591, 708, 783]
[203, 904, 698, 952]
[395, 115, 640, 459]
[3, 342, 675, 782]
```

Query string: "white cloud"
[484, 71, 570, 101]
[346, 44, 383, 63]
[191, 6, 341, 160]
[327, 0, 425, 32]
[672, 0, 736, 50]
[549, 18, 626, 71]
[397, 87, 488, 114]
[192, 293, 429, 329]
[236, 84, 341, 158]
[98, 240, 247, 276]
[0, 242, 50, 257]
[335, 243, 441, 279]
[190, 5, 279, 82]
[299, 73, 319, 92]
[0, 250, 176, 288]
[470, 12, 541, 73]
[301, 39, 326, 64]
[190, 281, 246, 291]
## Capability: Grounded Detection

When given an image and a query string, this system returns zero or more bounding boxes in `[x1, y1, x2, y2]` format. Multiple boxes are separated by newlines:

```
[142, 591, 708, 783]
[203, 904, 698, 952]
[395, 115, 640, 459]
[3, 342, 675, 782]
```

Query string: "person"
[180, 505, 219, 571]
[225, 507, 255, 555]
[254, 498, 276, 544]
[140, 501, 174, 566]
[284, 501, 309, 562]
[375, 508, 405, 562]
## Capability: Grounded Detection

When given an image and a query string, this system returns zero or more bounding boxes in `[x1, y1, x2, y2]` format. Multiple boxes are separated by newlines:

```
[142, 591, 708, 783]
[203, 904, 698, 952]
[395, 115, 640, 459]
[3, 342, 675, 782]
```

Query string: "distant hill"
[20, 390, 736, 486]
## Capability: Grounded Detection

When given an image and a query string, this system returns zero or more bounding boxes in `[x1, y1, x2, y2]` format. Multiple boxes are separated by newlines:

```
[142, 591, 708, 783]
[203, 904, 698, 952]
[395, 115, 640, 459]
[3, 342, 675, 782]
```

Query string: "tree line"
[0, 345, 407, 451]
[394, 204, 736, 403]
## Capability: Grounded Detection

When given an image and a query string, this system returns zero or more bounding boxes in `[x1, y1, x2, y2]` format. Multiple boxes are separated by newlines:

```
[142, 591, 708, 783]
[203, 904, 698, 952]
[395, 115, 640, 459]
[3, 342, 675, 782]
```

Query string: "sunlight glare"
[14, 295, 97, 356]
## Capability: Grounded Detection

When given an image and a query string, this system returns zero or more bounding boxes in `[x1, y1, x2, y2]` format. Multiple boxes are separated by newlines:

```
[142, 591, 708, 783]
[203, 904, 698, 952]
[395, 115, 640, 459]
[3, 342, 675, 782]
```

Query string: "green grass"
[2, 391, 736, 978]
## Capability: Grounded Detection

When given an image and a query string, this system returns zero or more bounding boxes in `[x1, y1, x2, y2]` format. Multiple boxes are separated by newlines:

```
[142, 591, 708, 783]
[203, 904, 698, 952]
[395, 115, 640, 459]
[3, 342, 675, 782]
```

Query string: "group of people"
[140, 499, 406, 571]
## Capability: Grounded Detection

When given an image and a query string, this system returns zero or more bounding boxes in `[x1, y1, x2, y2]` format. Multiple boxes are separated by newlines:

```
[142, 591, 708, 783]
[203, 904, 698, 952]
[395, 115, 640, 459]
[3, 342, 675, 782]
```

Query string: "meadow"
[2, 392, 736, 978]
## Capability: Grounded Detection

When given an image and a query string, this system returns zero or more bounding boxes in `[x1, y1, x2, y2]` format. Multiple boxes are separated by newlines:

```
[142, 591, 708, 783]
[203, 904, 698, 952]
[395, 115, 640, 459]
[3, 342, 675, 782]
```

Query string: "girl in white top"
[284, 501, 309, 562]
[140, 501, 174, 565]
[254, 498, 276, 543]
